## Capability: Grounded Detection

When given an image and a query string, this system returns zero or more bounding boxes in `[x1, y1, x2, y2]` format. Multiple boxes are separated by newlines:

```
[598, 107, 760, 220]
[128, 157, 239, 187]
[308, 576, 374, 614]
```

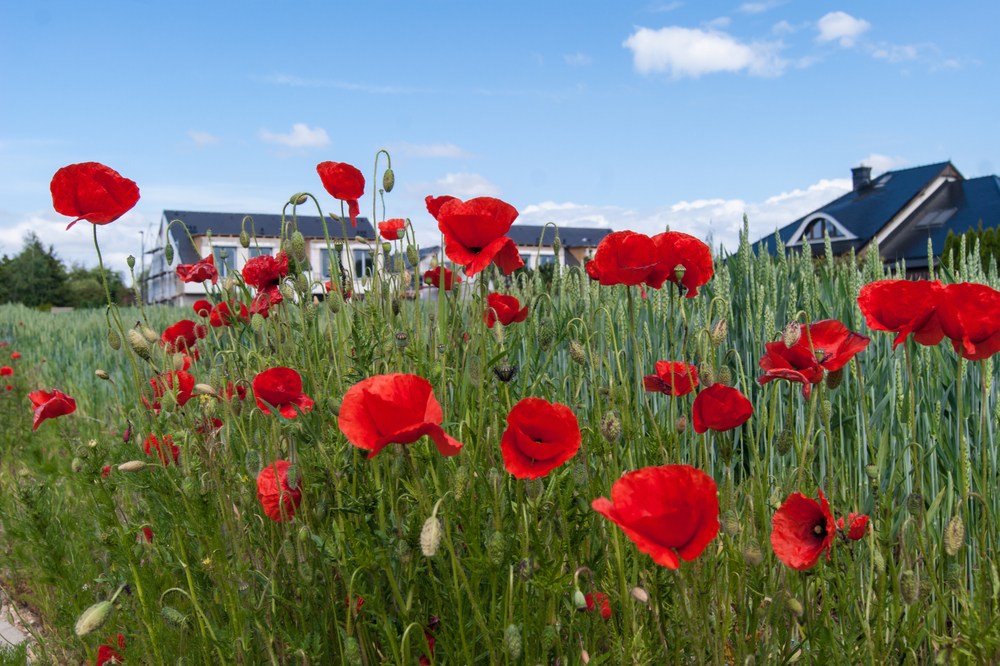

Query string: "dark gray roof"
[163, 210, 375, 265]
[755, 162, 954, 255]
[507, 225, 611, 247]
[898, 176, 1000, 261]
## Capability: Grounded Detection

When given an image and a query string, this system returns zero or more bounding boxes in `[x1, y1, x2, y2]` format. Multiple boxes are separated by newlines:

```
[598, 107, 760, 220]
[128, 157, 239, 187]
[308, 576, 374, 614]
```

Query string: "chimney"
[852, 166, 872, 191]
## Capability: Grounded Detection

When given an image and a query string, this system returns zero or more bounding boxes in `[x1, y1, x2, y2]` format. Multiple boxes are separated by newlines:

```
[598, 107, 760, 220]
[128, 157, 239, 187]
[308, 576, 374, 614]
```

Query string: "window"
[519, 253, 531, 269]
[354, 248, 374, 277]
[213, 245, 238, 278]
[319, 248, 343, 279]
[249, 246, 273, 258]
[802, 218, 843, 242]
[538, 254, 556, 266]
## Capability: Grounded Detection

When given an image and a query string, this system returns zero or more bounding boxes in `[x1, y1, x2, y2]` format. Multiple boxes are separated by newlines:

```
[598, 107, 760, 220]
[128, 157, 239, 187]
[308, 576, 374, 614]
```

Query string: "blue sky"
[1, 0, 997, 277]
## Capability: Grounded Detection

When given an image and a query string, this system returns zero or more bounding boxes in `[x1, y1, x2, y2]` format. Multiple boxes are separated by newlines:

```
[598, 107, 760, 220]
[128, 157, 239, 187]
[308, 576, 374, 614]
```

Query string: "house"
[506, 225, 613, 269]
[754, 162, 1000, 275]
[145, 210, 383, 306]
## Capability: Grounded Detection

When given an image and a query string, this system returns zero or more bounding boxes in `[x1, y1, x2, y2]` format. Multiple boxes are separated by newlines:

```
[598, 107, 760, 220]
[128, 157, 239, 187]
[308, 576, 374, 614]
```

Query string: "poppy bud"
[610, 382, 628, 406]
[630, 586, 649, 604]
[600, 411, 622, 444]
[95, 369, 110, 381]
[872, 548, 885, 575]
[161, 606, 188, 629]
[542, 625, 557, 653]
[782, 321, 801, 348]
[286, 464, 300, 491]
[743, 538, 763, 567]
[710, 319, 728, 347]
[906, 492, 924, 517]
[251, 314, 265, 332]
[573, 589, 588, 611]
[944, 515, 965, 556]
[582, 648, 591, 664]
[698, 362, 715, 387]
[289, 231, 306, 262]
[141, 326, 159, 344]
[291, 193, 308, 205]
[244, 449, 261, 477]
[821, 400, 832, 422]
[395, 538, 411, 563]
[165, 242, 174, 265]
[344, 637, 363, 666]
[127, 255, 135, 270]
[676, 416, 687, 433]
[382, 168, 395, 193]
[299, 560, 313, 583]
[524, 477, 544, 500]
[721, 510, 740, 537]
[406, 244, 418, 268]
[776, 430, 793, 457]
[107, 328, 122, 351]
[946, 562, 963, 590]
[785, 595, 804, 618]
[74, 600, 113, 636]
[488, 531, 506, 567]
[826, 367, 845, 390]
[420, 516, 442, 557]
[452, 465, 470, 501]
[327, 293, 342, 314]
[492, 363, 518, 384]
[280, 282, 295, 302]
[517, 557, 535, 581]
[282, 539, 295, 565]
[538, 319, 556, 351]
[193, 383, 216, 398]
[865, 463, 878, 479]
[181, 477, 198, 499]
[573, 463, 589, 487]
[569, 340, 586, 366]
[467, 354, 482, 387]
[71, 457, 84, 473]
[292, 274, 307, 295]
[239, 230, 250, 248]
[900, 570, 919, 605]
[119, 460, 147, 473]
[487, 467, 502, 494]
[717, 366, 733, 387]
[505, 624, 522, 660]
[768, 492, 781, 511]
[674, 264, 686, 282]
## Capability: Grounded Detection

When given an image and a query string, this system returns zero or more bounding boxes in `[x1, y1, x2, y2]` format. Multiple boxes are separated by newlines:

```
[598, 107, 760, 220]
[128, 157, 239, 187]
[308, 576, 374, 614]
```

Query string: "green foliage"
[941, 220, 1000, 273]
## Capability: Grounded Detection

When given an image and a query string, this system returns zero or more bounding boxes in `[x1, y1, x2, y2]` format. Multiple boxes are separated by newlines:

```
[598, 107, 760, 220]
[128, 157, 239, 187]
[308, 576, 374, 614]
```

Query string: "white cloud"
[857, 153, 909, 175]
[431, 173, 502, 198]
[188, 130, 220, 146]
[258, 123, 331, 149]
[739, 1, 782, 13]
[623, 26, 788, 78]
[516, 177, 852, 254]
[705, 16, 731, 29]
[564, 53, 592, 65]
[772, 19, 808, 35]
[815, 12, 871, 48]
[930, 59, 961, 72]
[390, 142, 474, 158]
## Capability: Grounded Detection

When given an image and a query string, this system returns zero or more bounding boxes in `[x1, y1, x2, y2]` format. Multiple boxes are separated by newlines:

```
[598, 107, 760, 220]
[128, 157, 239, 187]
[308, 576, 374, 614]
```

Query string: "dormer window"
[803, 217, 844, 242]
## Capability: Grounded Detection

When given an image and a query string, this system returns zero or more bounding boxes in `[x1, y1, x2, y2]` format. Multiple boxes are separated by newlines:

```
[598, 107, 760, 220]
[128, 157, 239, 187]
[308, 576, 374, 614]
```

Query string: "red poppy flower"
[937, 283, 1000, 361]
[346, 595, 365, 615]
[93, 633, 125, 665]
[195, 417, 224, 435]
[209, 300, 249, 327]
[587, 231, 658, 287]
[249, 292, 274, 318]
[161, 320, 199, 353]
[338, 373, 463, 459]
[649, 231, 714, 296]
[226, 381, 247, 402]
[28, 389, 76, 431]
[144, 371, 195, 412]
[585, 258, 601, 281]
[256, 460, 302, 522]
[5, 386, 11, 391]
[428, 196, 525, 276]
[0, 342, 6, 347]
[140, 527, 153, 543]
[424, 266, 461, 291]
[102, 465, 111, 478]
[837, 513, 870, 540]
[11, 352, 21, 360]
[175, 254, 219, 285]
[378, 218, 407, 241]
[193, 299, 212, 317]
[643, 361, 699, 397]
[144, 433, 179, 465]
[796, 320, 871, 372]
[324, 280, 353, 300]
[501, 397, 581, 479]
[418, 616, 440, 666]
[857, 280, 945, 349]
[0, 366, 11, 376]
[691, 383, 753, 433]
[592, 465, 720, 568]
[50, 162, 139, 230]
[317, 161, 365, 227]
[585, 591, 613, 620]
[243, 252, 289, 311]
[756, 342, 824, 398]
[252, 367, 314, 418]
[771, 490, 836, 570]
[484, 293, 529, 328]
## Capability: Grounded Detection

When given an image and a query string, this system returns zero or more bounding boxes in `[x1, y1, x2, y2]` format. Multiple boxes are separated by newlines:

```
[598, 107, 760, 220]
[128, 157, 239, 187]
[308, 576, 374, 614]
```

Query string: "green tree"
[5, 232, 69, 308]
[66, 264, 128, 308]
[0, 254, 10, 303]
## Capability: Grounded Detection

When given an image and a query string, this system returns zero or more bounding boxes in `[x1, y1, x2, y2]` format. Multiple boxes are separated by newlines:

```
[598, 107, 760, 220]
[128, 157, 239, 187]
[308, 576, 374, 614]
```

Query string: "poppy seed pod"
[107, 328, 122, 351]
[698, 362, 715, 387]
[776, 429, 793, 456]
[826, 367, 845, 389]
[74, 600, 113, 636]
[382, 167, 394, 193]
[785, 595, 804, 618]
[674, 264, 686, 282]
[395, 331, 409, 350]
[569, 340, 586, 366]
[118, 460, 147, 473]
[505, 624, 522, 660]
[676, 416, 688, 433]
[95, 369, 110, 381]
[782, 321, 801, 348]
[239, 230, 250, 248]
[420, 516, 442, 557]
[493, 363, 518, 384]
[900, 570, 919, 605]
[865, 463, 878, 479]
[382, 242, 391, 253]
[600, 410, 622, 444]
[488, 531, 506, 567]
[717, 366, 733, 387]
[944, 515, 965, 556]
[127, 255, 135, 270]
[710, 319, 728, 347]
[743, 538, 763, 567]
[721, 510, 740, 537]
[165, 242, 174, 265]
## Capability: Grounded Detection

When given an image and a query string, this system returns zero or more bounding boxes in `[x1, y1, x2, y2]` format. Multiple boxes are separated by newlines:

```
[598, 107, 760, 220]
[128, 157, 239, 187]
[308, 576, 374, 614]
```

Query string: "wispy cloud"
[260, 73, 433, 95]
[623, 26, 788, 78]
[815, 12, 871, 48]
[258, 124, 330, 149]
[704, 17, 731, 29]
[772, 20, 808, 35]
[564, 53, 592, 66]
[857, 153, 909, 174]
[188, 130, 220, 146]
[410, 173, 502, 199]
[390, 142, 474, 159]
[739, 0, 782, 13]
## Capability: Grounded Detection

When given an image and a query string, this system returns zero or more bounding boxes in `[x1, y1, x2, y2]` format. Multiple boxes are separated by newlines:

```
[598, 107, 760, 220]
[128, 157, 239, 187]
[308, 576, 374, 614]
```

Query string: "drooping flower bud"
[782, 321, 801, 348]
[95, 369, 110, 381]
[382, 168, 395, 193]
[944, 515, 965, 556]
[344, 637, 363, 666]
[406, 244, 418, 268]
[118, 460, 147, 473]
[244, 449, 262, 476]
[600, 411, 622, 444]
[906, 493, 924, 517]
[716, 366, 733, 387]
[280, 282, 295, 302]
[240, 230, 250, 248]
[193, 383, 217, 397]
[820, 400, 832, 422]
[538, 318, 555, 352]
[467, 354, 482, 387]
[899, 570, 919, 605]
[141, 326, 159, 344]
[572, 462, 589, 487]
[160, 606, 188, 629]
[676, 416, 688, 433]
[75, 600, 113, 636]
[946, 562, 963, 590]
[71, 457, 84, 473]
[721, 510, 740, 537]
[569, 340, 586, 366]
[504, 624, 523, 660]
[251, 313, 265, 332]
[327, 293, 342, 314]
[743, 538, 763, 567]
[542, 626, 557, 654]
[826, 367, 844, 390]
[452, 465, 471, 501]
[282, 538, 295, 564]
[420, 516, 442, 557]
[710, 319, 728, 347]
[165, 242, 174, 265]
[785, 595, 804, 618]
[630, 586, 649, 604]
[872, 548, 886, 575]
[776, 430, 794, 457]
[107, 328, 122, 351]
[573, 589, 588, 611]
[698, 362, 715, 387]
